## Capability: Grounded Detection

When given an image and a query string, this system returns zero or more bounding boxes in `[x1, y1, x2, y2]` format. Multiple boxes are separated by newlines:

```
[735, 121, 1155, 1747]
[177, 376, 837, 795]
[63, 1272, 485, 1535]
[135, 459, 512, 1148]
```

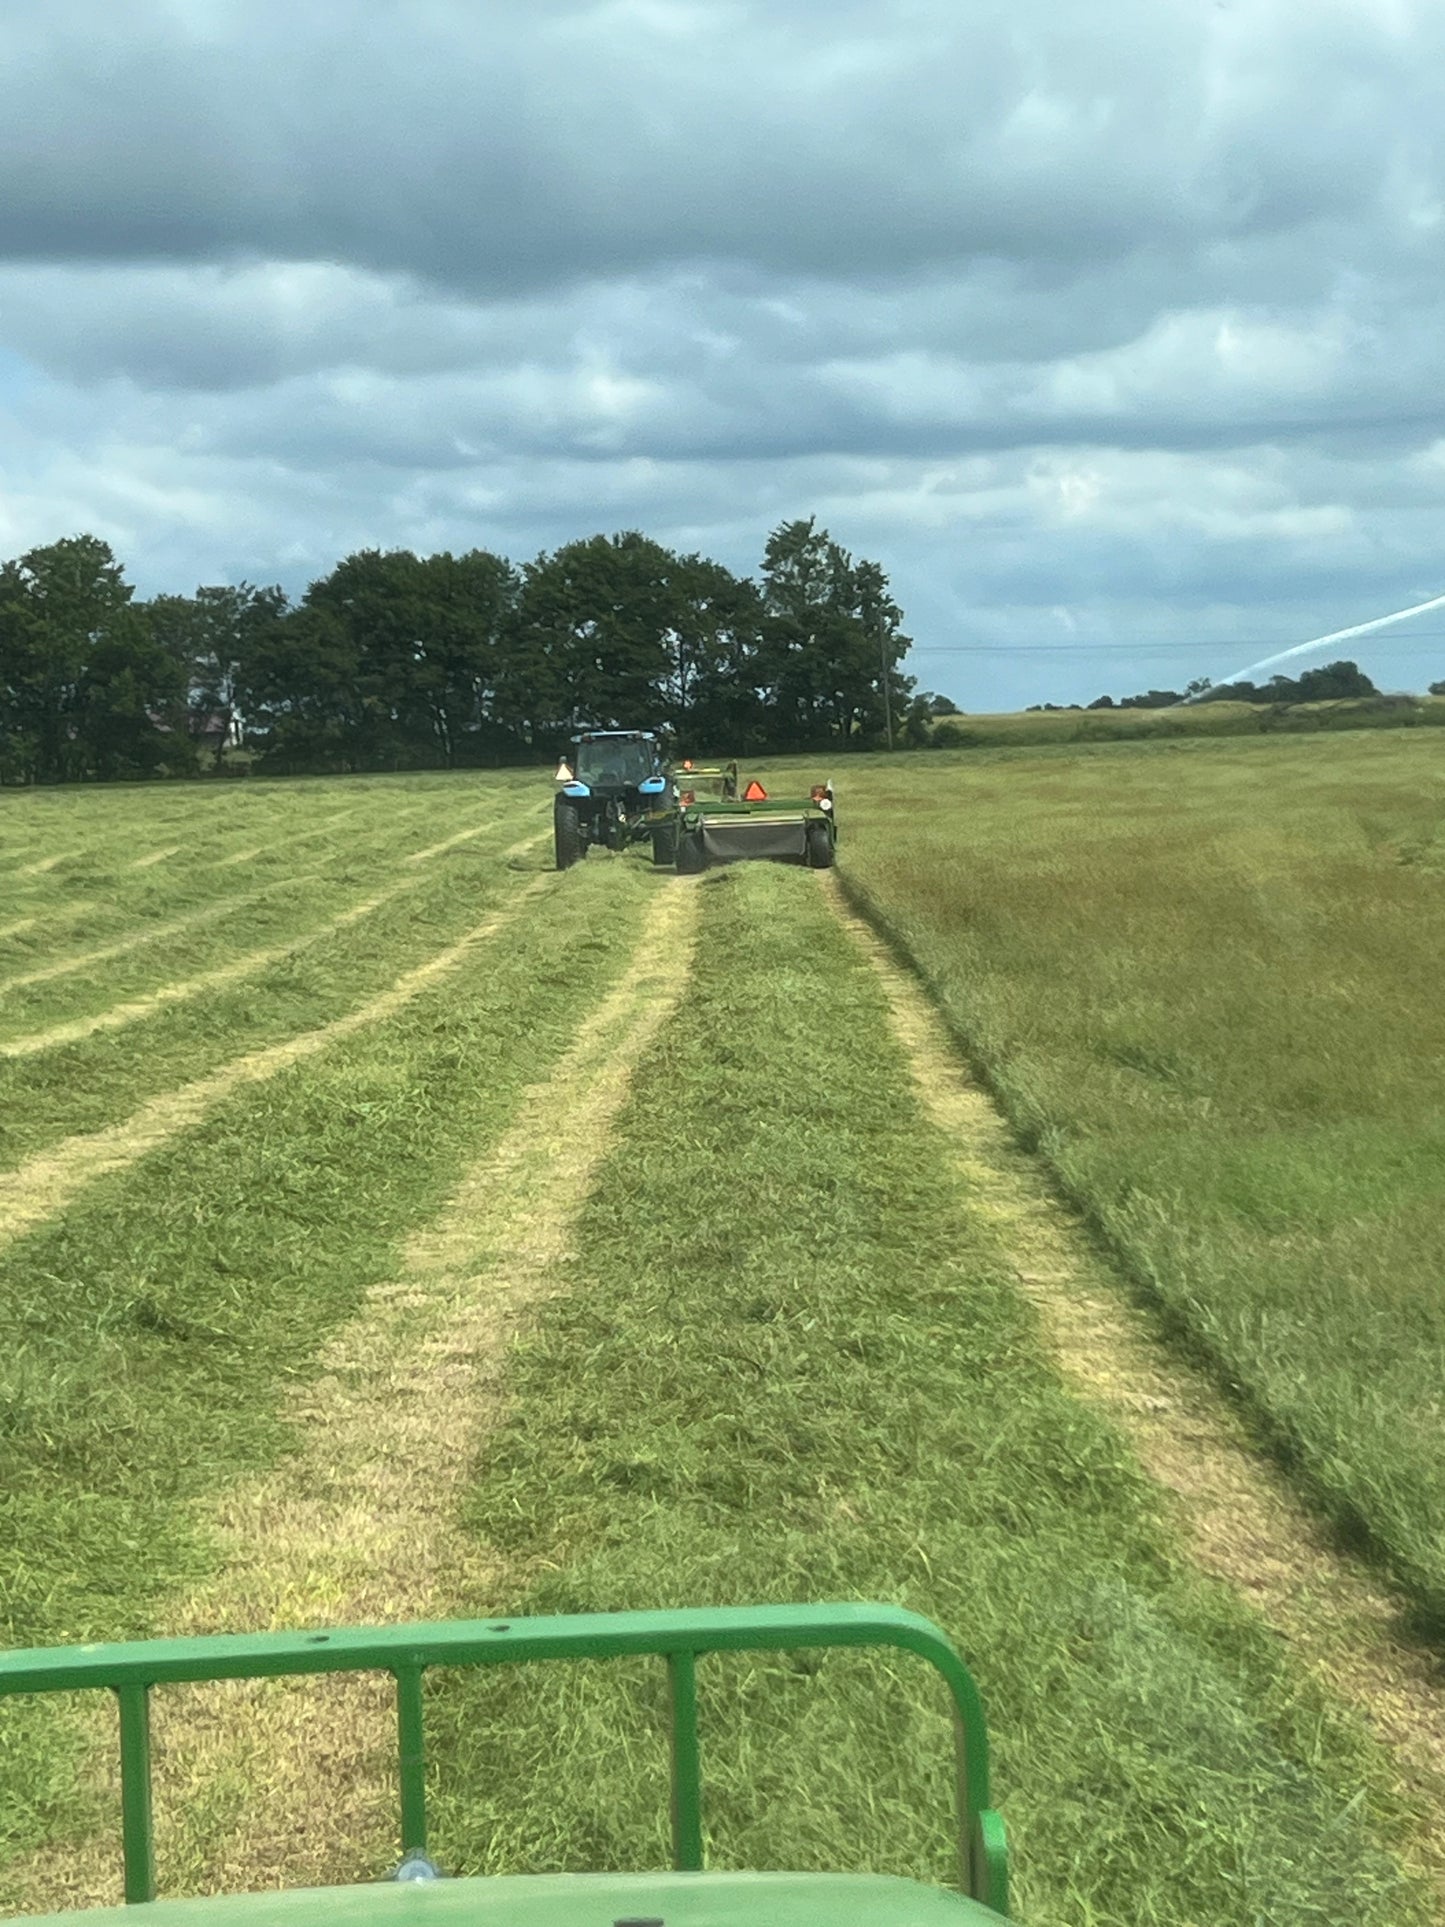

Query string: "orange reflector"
[810, 785, 826, 801]
[681, 790, 695, 805]
[743, 780, 767, 801]
[683, 759, 693, 770]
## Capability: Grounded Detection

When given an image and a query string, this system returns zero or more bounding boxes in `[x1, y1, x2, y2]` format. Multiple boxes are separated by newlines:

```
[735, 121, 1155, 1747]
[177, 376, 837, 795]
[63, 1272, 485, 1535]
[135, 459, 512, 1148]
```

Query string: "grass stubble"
[827, 871, 1445, 1910]
[4, 873, 698, 1912]
[423, 862, 1424, 1927]
[0, 817, 548, 1175]
[0, 816, 653, 1903]
[1, 758, 1438, 1925]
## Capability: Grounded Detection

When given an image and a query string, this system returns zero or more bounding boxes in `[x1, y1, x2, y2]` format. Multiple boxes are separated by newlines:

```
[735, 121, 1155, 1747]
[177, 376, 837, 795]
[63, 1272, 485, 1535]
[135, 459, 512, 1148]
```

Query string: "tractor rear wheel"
[652, 819, 679, 866]
[676, 828, 707, 875]
[805, 820, 834, 869]
[555, 803, 584, 870]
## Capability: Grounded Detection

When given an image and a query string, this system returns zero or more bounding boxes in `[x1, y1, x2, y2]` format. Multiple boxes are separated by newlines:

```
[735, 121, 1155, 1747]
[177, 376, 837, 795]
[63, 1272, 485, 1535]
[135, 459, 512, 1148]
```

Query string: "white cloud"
[2, 0, 1445, 708]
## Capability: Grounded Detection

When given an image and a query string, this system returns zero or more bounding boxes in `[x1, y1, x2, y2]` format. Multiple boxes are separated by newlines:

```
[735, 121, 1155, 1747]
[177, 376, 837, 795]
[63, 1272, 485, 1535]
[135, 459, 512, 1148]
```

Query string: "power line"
[912, 637, 1445, 656]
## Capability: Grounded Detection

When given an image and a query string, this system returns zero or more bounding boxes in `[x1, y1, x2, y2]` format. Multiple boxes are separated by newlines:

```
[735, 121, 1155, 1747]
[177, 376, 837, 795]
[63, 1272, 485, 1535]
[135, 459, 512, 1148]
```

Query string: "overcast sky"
[3, 0, 1445, 709]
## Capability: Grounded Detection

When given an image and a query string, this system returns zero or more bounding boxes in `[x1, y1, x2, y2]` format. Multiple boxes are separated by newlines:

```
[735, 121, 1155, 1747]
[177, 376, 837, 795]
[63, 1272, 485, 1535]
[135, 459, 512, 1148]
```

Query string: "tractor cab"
[571, 733, 664, 792]
[553, 732, 676, 869]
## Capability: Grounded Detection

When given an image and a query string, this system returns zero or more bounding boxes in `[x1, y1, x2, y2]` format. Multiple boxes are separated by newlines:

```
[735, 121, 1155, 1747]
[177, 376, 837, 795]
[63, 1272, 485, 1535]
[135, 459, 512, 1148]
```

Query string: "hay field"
[840, 729, 1445, 1621]
[0, 763, 1438, 1927]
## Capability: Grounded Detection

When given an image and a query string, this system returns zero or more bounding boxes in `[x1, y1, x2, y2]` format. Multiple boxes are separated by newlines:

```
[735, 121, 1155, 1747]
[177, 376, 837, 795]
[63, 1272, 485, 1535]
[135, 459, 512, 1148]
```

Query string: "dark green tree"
[1204, 660, 1377, 705]
[755, 519, 910, 747]
[1203, 680, 1260, 702]
[853, 554, 914, 745]
[1290, 660, 1378, 701]
[75, 625, 186, 779]
[0, 535, 179, 782]
[1, 520, 920, 781]
[267, 547, 522, 768]
[145, 582, 289, 767]
[240, 601, 369, 773]
[657, 555, 764, 748]
[513, 533, 680, 734]
[1120, 688, 1185, 709]
[410, 550, 520, 765]
[901, 690, 958, 746]
[295, 549, 431, 766]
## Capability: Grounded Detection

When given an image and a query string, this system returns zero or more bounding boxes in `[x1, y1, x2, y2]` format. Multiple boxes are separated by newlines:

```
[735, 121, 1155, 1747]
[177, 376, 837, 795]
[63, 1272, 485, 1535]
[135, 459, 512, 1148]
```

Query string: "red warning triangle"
[743, 780, 768, 801]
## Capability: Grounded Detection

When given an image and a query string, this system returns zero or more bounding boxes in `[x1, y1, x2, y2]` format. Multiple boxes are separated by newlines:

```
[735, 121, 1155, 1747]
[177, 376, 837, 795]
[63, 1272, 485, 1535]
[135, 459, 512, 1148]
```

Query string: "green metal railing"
[0, 1601, 1009, 1916]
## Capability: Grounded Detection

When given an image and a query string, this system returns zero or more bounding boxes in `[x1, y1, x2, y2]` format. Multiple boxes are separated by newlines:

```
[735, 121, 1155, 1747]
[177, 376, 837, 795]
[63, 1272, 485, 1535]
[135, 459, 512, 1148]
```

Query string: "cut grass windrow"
[0, 881, 427, 1060]
[0, 856, 664, 1906]
[425, 861, 1424, 1927]
[5, 877, 699, 1911]
[406, 819, 527, 864]
[0, 789, 487, 937]
[0, 876, 326, 997]
[826, 873, 1445, 1911]
[124, 809, 367, 878]
[0, 825, 550, 1057]
[0, 836, 549, 1173]
[0, 873, 550, 1252]
[0, 798, 544, 1005]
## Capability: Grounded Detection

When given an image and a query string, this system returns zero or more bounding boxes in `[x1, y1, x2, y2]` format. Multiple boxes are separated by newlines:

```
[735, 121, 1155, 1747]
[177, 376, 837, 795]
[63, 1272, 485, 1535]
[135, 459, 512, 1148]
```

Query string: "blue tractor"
[553, 730, 676, 870]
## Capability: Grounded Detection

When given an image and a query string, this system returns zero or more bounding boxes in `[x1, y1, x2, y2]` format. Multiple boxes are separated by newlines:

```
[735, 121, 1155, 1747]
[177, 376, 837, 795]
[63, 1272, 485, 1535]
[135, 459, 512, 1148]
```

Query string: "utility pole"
[879, 613, 894, 750]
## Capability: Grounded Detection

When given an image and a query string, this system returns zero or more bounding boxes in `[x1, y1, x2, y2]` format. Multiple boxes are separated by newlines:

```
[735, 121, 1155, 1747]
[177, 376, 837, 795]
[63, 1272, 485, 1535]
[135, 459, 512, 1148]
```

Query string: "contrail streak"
[1180, 590, 1445, 704]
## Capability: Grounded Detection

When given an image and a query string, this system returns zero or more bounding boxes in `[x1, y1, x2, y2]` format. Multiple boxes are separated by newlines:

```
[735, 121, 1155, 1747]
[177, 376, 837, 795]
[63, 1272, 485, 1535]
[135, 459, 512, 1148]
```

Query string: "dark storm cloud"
[0, 0, 1429, 288]
[4, 0, 1445, 711]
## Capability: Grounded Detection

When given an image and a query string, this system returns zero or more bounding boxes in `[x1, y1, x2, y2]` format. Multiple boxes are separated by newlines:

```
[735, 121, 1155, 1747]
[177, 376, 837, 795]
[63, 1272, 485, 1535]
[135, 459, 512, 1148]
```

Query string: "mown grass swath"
[429, 862, 1421, 1927]
[838, 730, 1445, 1626]
[0, 849, 656, 1890]
[0, 782, 546, 1170]
[0, 785, 514, 991]
[0, 806, 541, 1049]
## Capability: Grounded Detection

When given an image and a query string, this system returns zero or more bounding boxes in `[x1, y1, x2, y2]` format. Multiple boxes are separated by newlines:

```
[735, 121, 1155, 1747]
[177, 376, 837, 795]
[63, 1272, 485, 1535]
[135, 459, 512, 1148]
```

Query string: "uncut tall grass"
[840, 731, 1445, 1620]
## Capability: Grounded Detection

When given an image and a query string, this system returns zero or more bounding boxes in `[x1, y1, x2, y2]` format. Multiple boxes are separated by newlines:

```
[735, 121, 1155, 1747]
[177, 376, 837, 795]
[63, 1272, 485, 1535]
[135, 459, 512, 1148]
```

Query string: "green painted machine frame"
[673, 778, 838, 874]
[674, 761, 739, 798]
[0, 1603, 1008, 1916]
[678, 795, 833, 823]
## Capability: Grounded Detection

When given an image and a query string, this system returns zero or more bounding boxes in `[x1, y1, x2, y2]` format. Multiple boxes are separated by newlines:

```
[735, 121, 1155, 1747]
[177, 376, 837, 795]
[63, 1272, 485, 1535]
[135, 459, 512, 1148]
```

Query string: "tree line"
[0, 519, 937, 786]
[1030, 659, 1395, 714]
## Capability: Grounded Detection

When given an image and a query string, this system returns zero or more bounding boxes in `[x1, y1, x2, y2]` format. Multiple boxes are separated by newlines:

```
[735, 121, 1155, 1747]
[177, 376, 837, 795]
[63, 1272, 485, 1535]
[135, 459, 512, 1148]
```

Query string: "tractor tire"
[554, 803, 584, 870]
[651, 819, 679, 866]
[676, 828, 707, 875]
[805, 820, 835, 869]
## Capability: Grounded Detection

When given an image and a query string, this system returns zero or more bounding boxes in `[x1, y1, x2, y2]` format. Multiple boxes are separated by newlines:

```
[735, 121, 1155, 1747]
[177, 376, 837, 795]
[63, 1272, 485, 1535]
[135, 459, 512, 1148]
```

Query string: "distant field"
[927, 693, 1445, 749]
[0, 766, 1433, 1926]
[840, 730, 1445, 1622]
